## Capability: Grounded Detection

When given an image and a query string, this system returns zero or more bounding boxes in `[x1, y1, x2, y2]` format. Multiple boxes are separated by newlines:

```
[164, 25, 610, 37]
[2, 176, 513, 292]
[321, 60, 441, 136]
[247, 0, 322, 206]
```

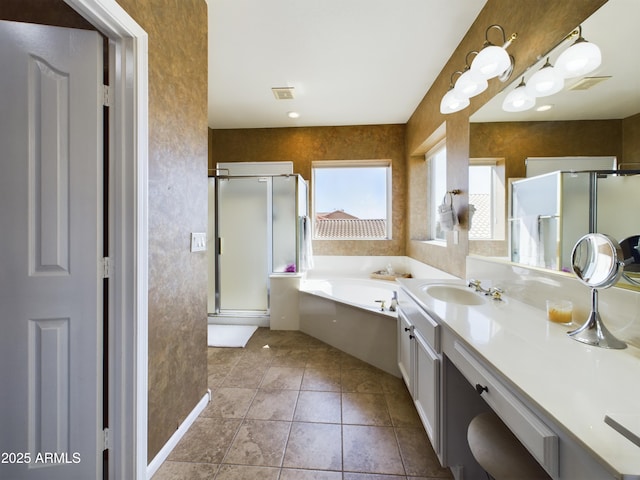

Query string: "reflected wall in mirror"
[468, 0, 640, 290]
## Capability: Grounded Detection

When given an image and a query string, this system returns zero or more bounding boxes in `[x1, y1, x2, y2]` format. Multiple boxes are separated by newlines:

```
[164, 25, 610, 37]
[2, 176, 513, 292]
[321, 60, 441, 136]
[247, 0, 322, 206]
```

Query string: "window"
[312, 160, 391, 240]
[469, 159, 506, 241]
[427, 145, 447, 241]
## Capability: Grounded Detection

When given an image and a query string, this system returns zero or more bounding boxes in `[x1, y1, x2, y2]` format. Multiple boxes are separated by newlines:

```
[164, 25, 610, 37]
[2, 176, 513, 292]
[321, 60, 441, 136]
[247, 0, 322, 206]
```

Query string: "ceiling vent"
[568, 76, 611, 91]
[272, 87, 295, 100]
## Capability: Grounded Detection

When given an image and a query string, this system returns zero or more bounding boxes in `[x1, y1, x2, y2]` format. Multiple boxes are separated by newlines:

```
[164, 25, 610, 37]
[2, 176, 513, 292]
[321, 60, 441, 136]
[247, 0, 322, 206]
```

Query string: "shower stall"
[208, 162, 309, 326]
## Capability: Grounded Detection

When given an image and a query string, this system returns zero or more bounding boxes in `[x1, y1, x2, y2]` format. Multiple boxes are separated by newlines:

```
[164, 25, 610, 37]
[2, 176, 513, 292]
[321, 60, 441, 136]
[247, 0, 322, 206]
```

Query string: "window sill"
[412, 239, 447, 248]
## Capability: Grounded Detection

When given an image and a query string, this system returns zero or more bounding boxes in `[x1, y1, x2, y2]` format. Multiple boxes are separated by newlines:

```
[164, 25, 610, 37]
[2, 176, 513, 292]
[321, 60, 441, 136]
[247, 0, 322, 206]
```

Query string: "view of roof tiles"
[315, 216, 387, 239]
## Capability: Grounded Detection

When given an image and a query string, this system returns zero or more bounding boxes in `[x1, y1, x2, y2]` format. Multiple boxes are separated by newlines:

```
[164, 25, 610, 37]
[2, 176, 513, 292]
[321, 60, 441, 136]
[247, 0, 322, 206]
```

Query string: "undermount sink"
[422, 284, 486, 306]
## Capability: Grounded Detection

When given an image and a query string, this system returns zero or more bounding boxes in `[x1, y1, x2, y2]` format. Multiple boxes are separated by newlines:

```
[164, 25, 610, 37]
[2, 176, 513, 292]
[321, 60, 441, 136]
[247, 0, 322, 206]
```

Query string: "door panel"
[0, 21, 103, 480]
[217, 177, 270, 313]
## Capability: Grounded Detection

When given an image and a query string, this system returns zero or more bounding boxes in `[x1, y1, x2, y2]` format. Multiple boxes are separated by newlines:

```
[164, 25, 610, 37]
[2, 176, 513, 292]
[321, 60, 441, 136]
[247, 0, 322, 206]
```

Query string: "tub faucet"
[375, 300, 386, 311]
[389, 291, 398, 312]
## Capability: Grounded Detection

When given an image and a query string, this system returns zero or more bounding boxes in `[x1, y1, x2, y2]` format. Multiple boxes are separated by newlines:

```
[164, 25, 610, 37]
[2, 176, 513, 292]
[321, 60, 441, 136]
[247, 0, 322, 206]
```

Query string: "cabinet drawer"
[398, 289, 440, 353]
[451, 341, 558, 477]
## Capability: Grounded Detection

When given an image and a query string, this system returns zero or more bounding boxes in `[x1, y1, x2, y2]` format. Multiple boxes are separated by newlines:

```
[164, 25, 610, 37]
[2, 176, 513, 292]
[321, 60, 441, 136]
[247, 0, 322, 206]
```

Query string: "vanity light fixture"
[441, 25, 516, 114]
[440, 71, 470, 114]
[502, 77, 536, 112]
[470, 25, 517, 80]
[526, 57, 565, 97]
[555, 26, 602, 78]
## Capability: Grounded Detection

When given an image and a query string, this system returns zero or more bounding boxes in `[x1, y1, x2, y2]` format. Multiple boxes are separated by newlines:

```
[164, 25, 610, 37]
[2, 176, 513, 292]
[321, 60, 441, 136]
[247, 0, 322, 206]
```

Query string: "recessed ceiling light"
[287, 111, 300, 119]
[536, 104, 553, 112]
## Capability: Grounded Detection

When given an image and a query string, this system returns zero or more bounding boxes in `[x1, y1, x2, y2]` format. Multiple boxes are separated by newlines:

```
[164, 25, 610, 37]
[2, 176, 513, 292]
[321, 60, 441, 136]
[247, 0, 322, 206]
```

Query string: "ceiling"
[207, 0, 486, 129]
[472, 0, 640, 123]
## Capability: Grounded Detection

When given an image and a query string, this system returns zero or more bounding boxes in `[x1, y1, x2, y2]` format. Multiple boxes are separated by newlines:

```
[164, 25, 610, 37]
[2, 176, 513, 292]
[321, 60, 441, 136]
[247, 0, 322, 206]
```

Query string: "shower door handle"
[218, 237, 224, 255]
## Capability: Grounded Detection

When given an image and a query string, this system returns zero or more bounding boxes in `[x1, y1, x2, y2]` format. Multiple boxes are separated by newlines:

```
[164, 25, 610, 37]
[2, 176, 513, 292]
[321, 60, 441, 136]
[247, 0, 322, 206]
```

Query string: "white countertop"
[398, 278, 640, 478]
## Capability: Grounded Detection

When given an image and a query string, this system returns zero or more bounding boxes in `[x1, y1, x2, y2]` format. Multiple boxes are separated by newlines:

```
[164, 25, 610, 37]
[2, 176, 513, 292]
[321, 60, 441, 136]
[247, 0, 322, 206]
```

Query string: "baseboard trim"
[146, 389, 211, 479]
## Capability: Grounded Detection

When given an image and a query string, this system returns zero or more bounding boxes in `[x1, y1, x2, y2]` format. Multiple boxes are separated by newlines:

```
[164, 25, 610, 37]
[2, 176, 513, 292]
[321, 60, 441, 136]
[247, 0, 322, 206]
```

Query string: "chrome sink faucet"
[468, 279, 503, 301]
[468, 279, 489, 294]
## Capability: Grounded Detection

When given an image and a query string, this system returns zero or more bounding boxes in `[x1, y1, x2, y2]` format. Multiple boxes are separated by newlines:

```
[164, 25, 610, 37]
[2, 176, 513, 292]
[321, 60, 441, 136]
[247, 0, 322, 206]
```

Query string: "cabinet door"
[397, 311, 414, 395]
[414, 330, 441, 455]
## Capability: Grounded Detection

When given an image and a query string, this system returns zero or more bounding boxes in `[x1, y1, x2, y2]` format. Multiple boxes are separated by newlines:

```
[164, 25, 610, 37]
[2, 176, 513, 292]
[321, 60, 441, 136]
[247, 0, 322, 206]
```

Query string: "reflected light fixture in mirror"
[556, 26, 602, 78]
[502, 77, 536, 112]
[499, 24, 602, 112]
[526, 57, 565, 97]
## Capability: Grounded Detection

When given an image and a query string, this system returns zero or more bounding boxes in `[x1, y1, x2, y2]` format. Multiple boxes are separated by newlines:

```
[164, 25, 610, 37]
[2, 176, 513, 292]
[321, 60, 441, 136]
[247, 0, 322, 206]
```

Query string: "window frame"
[469, 158, 506, 241]
[311, 160, 392, 240]
[426, 142, 447, 242]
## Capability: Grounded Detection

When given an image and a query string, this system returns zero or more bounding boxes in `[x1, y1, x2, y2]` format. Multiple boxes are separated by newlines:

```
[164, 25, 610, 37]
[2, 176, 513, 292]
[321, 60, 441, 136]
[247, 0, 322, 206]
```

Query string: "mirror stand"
[567, 288, 626, 349]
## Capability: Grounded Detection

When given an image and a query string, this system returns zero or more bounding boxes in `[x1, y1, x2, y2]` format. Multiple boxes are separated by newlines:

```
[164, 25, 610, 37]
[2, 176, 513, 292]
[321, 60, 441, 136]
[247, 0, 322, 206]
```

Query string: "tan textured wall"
[116, 0, 209, 461]
[470, 120, 623, 178]
[405, 0, 607, 278]
[468, 119, 622, 256]
[623, 113, 640, 166]
[210, 125, 407, 256]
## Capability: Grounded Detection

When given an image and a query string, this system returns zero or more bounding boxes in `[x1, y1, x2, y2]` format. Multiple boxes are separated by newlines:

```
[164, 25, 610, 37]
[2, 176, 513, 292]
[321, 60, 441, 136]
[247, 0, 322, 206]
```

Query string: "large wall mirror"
[468, 0, 640, 290]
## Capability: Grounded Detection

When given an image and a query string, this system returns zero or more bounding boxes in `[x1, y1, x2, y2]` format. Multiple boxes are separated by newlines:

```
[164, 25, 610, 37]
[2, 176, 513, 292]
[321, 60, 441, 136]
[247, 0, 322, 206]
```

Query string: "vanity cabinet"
[397, 289, 442, 458]
[398, 279, 625, 480]
[397, 310, 414, 393]
[413, 329, 441, 454]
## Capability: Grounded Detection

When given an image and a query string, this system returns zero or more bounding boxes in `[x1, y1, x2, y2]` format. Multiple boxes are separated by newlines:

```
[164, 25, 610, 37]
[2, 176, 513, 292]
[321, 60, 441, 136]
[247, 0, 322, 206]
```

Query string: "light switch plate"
[191, 232, 207, 252]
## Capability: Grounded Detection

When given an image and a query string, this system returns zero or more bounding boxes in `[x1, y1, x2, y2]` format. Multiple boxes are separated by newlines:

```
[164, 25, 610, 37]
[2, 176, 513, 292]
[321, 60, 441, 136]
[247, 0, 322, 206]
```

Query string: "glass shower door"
[217, 176, 271, 313]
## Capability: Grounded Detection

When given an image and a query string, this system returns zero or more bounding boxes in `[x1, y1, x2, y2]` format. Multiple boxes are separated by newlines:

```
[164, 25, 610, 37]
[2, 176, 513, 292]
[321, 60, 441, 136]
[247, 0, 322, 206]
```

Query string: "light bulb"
[471, 45, 511, 80]
[526, 59, 564, 97]
[440, 88, 470, 114]
[556, 38, 601, 78]
[454, 69, 488, 98]
[502, 78, 535, 112]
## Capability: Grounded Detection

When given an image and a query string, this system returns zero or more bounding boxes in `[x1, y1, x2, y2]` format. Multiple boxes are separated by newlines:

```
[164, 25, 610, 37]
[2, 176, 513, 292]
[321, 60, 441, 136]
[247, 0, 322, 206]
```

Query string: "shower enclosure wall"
[208, 162, 308, 325]
[510, 170, 640, 271]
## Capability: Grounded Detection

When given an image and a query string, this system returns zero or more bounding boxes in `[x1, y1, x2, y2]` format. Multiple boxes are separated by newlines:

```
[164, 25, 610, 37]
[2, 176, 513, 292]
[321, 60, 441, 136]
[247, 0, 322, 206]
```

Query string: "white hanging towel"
[437, 192, 459, 232]
[299, 216, 314, 271]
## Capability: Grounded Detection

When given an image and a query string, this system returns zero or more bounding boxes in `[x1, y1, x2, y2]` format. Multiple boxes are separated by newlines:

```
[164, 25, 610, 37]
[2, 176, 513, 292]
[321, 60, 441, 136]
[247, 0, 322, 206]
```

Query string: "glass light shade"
[440, 88, 470, 114]
[502, 83, 535, 112]
[526, 62, 564, 97]
[470, 45, 511, 79]
[556, 39, 601, 78]
[454, 69, 488, 98]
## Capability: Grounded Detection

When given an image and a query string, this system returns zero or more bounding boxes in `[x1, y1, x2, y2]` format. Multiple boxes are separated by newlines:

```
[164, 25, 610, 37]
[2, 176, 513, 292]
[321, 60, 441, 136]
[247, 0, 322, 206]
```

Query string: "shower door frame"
[213, 174, 273, 317]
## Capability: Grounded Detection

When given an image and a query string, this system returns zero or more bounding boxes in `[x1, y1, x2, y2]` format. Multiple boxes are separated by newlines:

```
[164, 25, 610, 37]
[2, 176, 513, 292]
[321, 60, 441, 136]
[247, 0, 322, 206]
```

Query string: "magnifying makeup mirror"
[567, 233, 627, 349]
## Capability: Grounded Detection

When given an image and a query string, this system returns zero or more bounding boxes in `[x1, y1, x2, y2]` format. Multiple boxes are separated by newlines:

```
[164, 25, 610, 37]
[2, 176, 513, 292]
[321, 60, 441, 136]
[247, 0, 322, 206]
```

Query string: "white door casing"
[0, 20, 103, 479]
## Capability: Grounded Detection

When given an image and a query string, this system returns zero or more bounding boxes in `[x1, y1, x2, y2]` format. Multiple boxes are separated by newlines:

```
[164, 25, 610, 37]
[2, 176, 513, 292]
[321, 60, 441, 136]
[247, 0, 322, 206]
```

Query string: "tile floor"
[153, 328, 453, 480]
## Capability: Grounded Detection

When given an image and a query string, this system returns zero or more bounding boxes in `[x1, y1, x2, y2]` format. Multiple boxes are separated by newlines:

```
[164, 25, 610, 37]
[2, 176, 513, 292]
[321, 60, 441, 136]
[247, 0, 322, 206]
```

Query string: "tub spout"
[389, 291, 398, 312]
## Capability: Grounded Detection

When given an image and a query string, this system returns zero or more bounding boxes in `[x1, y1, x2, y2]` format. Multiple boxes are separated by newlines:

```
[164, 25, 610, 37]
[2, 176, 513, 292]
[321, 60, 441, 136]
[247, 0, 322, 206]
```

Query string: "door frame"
[63, 1, 149, 479]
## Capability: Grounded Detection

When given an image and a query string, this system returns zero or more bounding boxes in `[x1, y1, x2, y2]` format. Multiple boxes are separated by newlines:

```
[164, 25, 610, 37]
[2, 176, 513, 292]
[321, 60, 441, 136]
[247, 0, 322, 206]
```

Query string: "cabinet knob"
[404, 327, 411, 332]
[475, 383, 489, 395]
[409, 334, 414, 340]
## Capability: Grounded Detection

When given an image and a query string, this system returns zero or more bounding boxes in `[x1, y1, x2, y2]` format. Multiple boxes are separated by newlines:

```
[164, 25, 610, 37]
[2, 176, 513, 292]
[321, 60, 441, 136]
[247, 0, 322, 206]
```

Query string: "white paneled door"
[0, 21, 104, 479]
